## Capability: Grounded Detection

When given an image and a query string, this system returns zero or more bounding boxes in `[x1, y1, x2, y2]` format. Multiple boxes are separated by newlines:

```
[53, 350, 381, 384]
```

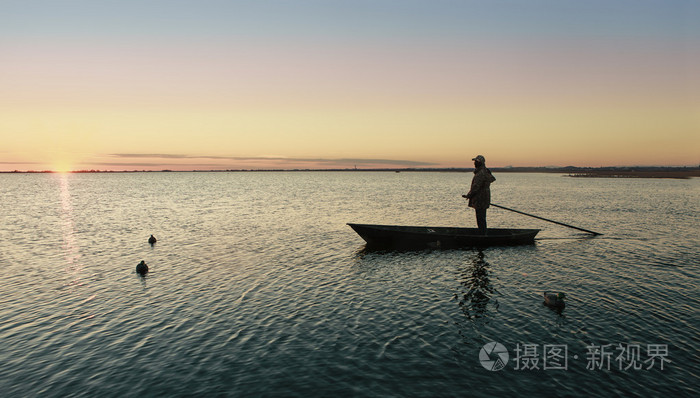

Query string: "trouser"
[475, 209, 487, 233]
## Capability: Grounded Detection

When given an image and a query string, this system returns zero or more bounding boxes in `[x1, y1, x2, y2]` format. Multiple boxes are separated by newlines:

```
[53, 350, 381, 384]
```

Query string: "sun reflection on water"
[59, 173, 83, 289]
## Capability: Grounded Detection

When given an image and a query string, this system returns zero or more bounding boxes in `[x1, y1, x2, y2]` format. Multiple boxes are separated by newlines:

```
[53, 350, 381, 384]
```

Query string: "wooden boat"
[347, 223, 539, 248]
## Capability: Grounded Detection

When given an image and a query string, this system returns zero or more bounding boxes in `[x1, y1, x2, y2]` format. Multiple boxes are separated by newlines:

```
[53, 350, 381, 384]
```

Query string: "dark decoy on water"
[148, 235, 157, 245]
[136, 260, 149, 275]
[544, 292, 566, 309]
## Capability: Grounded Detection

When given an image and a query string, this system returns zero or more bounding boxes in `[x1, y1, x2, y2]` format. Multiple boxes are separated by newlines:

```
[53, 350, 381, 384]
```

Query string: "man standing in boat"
[462, 155, 495, 234]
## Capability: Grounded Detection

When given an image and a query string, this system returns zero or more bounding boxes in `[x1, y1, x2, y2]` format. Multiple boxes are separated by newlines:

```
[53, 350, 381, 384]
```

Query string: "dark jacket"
[466, 166, 496, 209]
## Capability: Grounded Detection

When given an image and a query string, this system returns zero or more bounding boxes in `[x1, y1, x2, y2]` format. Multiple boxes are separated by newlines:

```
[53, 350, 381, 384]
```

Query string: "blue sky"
[3, 1, 695, 40]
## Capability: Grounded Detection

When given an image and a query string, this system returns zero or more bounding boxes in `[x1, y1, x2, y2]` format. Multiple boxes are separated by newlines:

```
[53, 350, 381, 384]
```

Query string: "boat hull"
[347, 223, 539, 249]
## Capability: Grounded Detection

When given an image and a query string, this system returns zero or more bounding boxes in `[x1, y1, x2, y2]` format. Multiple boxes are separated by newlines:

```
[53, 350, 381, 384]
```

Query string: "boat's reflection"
[456, 249, 497, 320]
[355, 242, 477, 256]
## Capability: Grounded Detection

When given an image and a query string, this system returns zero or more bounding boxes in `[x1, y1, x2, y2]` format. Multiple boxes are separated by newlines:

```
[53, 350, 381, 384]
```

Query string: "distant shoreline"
[564, 169, 700, 179]
[2, 166, 699, 179]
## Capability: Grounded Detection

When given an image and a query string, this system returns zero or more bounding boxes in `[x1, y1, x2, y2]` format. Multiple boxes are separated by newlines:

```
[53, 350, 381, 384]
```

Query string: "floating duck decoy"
[148, 235, 157, 245]
[136, 260, 149, 275]
[544, 292, 566, 309]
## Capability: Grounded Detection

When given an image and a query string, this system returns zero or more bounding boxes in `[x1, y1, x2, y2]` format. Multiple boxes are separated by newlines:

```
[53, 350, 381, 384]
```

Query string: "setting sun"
[52, 162, 73, 173]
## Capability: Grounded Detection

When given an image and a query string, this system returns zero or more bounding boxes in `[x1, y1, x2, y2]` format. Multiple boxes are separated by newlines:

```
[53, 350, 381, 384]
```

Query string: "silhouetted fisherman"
[462, 155, 496, 234]
[136, 260, 149, 275]
[148, 235, 157, 245]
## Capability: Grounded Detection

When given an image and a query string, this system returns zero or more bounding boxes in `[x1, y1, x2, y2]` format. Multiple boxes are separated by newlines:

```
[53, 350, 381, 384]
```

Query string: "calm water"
[0, 172, 697, 397]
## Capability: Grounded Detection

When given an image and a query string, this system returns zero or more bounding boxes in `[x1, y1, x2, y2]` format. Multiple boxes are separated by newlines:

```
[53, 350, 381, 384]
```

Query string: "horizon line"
[2, 165, 699, 174]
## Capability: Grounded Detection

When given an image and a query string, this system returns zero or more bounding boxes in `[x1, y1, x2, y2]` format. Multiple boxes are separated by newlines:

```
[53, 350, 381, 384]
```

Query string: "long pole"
[489, 203, 602, 236]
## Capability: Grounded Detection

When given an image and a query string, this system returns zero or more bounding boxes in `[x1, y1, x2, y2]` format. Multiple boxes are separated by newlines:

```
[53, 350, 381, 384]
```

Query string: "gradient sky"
[2, 0, 698, 171]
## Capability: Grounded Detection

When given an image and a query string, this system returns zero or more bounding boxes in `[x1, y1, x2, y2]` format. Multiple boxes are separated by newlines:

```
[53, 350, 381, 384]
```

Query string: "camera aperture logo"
[480, 342, 509, 371]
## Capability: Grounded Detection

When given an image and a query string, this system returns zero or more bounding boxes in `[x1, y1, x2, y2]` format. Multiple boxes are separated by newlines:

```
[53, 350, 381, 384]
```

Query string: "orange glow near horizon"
[2, 98, 697, 171]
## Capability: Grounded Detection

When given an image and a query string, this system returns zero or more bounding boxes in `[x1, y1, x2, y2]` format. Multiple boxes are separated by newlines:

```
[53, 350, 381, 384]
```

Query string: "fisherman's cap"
[472, 155, 485, 163]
